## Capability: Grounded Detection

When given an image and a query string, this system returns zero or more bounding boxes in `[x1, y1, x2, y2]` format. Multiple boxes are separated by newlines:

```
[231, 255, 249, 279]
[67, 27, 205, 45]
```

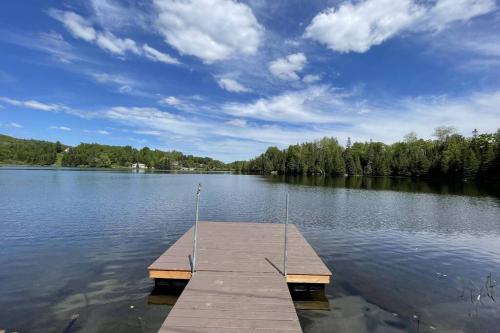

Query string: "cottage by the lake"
[131, 163, 147, 169]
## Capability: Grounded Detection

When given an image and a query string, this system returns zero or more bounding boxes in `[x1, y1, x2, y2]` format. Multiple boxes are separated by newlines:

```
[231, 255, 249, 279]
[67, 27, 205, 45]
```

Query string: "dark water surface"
[1, 168, 499, 333]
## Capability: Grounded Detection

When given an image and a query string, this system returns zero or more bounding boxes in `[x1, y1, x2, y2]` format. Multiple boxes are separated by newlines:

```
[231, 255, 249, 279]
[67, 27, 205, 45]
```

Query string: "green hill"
[0, 134, 226, 170]
[0, 134, 61, 165]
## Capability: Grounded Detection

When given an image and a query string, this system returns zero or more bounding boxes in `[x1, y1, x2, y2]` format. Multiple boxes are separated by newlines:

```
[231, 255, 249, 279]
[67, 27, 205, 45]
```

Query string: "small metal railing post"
[283, 192, 289, 277]
[192, 184, 202, 273]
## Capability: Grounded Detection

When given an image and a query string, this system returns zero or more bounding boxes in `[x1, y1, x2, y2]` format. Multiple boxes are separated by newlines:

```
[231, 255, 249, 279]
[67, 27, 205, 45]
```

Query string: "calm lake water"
[1, 168, 499, 333]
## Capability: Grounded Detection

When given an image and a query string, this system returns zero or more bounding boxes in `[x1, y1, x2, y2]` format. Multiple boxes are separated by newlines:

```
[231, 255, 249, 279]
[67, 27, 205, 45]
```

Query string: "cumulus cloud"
[153, 0, 263, 63]
[49, 9, 179, 63]
[305, 0, 495, 53]
[268, 53, 307, 80]
[217, 77, 251, 93]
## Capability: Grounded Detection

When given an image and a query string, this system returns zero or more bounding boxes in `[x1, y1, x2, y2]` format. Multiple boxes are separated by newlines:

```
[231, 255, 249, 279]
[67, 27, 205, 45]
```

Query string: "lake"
[1, 168, 499, 333]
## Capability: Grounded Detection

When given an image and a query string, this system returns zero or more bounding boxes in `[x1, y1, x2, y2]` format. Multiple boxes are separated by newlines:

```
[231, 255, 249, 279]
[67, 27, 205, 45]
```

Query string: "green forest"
[0, 134, 225, 170]
[2, 127, 499, 181]
[0, 134, 61, 165]
[229, 127, 500, 181]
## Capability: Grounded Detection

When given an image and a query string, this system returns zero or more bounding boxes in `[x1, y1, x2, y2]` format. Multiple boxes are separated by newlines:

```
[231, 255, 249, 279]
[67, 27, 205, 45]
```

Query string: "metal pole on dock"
[283, 192, 289, 277]
[192, 184, 202, 273]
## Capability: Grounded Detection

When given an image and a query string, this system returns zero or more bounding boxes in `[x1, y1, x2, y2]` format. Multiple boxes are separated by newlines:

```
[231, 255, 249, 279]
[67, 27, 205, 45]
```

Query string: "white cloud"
[303, 74, 321, 84]
[89, 0, 150, 32]
[0, 96, 93, 118]
[143, 44, 180, 65]
[49, 9, 178, 64]
[305, 0, 495, 53]
[159, 96, 182, 106]
[103, 106, 203, 137]
[3, 87, 499, 161]
[213, 124, 335, 147]
[193, 138, 272, 162]
[354, 91, 500, 142]
[217, 78, 251, 93]
[49, 9, 97, 42]
[268, 53, 307, 80]
[219, 90, 500, 149]
[0, 30, 94, 65]
[50, 126, 71, 131]
[91, 73, 136, 86]
[222, 85, 500, 147]
[153, 0, 263, 63]
[0, 97, 62, 112]
[305, 0, 423, 53]
[95, 31, 140, 55]
[225, 118, 247, 127]
[423, 0, 496, 31]
[36, 32, 81, 63]
[2, 122, 23, 128]
[89, 72, 154, 99]
[133, 130, 162, 136]
[83, 129, 110, 135]
[223, 85, 349, 123]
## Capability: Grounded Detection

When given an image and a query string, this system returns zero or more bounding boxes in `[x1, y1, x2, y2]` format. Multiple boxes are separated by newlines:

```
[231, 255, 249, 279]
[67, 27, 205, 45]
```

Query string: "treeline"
[0, 134, 61, 165]
[0, 134, 225, 170]
[61, 143, 225, 170]
[228, 128, 500, 181]
[3, 128, 499, 181]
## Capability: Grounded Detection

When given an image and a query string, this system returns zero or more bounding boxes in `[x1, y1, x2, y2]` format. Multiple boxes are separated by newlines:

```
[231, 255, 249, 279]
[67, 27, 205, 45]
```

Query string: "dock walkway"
[149, 221, 332, 332]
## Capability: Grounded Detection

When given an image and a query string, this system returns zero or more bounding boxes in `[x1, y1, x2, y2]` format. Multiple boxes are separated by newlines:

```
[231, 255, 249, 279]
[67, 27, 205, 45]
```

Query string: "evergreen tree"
[55, 141, 62, 153]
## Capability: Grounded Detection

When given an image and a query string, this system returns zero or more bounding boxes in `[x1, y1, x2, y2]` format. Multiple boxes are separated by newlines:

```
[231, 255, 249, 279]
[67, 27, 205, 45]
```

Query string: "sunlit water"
[1, 168, 499, 333]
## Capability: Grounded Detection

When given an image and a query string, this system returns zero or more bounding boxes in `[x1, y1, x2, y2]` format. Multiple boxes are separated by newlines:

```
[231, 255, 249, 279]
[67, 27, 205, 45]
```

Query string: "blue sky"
[1, 0, 500, 162]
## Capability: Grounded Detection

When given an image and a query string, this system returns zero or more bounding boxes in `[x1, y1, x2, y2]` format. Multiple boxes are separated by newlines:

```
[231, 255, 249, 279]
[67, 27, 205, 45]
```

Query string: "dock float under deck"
[149, 221, 332, 332]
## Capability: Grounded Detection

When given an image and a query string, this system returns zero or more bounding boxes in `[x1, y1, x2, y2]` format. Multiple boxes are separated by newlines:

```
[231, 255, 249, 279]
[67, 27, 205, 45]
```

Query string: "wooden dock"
[149, 221, 332, 332]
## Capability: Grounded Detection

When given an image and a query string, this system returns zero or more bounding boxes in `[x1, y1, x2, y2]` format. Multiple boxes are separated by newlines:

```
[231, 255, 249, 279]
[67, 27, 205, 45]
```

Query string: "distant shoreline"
[0, 164, 232, 173]
[0, 163, 495, 182]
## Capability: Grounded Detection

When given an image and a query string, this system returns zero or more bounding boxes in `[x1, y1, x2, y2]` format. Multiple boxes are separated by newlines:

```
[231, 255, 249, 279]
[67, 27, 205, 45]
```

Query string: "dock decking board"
[158, 271, 302, 333]
[149, 222, 331, 281]
[150, 221, 332, 333]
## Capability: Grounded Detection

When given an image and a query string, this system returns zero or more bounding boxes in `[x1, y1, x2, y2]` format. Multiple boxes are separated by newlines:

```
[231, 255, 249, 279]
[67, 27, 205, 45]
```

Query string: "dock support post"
[192, 184, 202, 273]
[284, 192, 289, 277]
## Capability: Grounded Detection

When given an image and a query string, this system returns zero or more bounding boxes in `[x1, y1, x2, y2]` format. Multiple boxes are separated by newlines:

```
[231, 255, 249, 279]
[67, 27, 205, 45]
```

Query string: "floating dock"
[149, 221, 332, 332]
